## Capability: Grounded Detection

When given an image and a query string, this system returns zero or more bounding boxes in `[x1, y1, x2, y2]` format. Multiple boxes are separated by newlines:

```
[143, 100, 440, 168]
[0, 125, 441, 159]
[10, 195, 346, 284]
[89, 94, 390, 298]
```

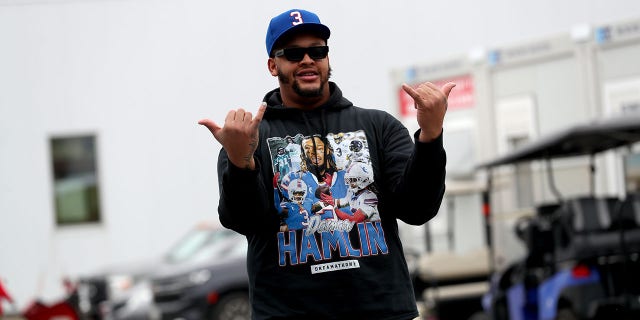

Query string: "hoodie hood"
[262, 82, 353, 117]
[260, 82, 355, 181]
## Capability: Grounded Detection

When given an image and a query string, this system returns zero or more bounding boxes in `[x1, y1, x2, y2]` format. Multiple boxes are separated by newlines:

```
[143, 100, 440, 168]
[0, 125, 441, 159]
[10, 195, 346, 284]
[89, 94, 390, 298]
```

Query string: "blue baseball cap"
[266, 9, 331, 56]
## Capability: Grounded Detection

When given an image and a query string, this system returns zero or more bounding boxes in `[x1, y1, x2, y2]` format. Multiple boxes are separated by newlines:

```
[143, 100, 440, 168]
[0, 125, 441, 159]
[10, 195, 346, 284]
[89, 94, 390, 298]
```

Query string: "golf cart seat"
[554, 196, 626, 262]
[515, 214, 554, 269]
[614, 193, 640, 253]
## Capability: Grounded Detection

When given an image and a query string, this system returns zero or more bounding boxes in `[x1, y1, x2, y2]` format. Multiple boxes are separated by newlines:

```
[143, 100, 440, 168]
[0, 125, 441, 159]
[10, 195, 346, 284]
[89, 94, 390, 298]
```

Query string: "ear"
[268, 58, 278, 77]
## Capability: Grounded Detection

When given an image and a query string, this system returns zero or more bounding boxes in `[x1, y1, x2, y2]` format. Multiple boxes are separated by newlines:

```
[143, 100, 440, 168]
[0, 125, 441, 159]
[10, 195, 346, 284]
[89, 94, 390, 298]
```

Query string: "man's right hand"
[198, 102, 267, 170]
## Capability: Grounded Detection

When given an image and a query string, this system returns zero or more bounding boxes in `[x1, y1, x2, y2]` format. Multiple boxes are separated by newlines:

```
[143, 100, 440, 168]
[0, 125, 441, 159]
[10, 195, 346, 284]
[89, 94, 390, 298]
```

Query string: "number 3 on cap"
[290, 11, 303, 25]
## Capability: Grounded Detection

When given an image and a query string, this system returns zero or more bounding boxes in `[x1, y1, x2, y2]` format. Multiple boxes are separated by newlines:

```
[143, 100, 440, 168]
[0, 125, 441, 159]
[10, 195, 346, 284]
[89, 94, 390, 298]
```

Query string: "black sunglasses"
[274, 46, 329, 62]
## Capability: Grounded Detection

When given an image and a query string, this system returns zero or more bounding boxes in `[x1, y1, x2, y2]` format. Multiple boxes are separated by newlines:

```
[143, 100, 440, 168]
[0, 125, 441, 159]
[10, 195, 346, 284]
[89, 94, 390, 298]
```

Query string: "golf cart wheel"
[210, 291, 251, 320]
[556, 308, 578, 320]
[468, 311, 490, 320]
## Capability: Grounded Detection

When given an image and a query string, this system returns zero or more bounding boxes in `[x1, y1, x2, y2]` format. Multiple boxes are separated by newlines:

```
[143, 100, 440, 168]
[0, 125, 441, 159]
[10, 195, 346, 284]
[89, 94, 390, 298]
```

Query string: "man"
[283, 134, 347, 225]
[199, 8, 453, 320]
[284, 136, 302, 172]
[324, 161, 380, 223]
[299, 135, 346, 198]
[272, 146, 291, 179]
[299, 134, 337, 183]
[327, 132, 349, 170]
[345, 138, 370, 168]
[277, 177, 313, 231]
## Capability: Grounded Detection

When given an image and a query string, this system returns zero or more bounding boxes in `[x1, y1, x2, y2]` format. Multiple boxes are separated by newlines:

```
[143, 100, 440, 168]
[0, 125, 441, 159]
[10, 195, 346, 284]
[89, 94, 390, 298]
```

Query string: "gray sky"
[2, 0, 640, 115]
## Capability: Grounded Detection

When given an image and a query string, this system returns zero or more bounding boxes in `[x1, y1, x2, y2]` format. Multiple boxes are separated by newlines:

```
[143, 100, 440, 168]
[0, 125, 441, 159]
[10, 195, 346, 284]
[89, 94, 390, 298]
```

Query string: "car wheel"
[210, 292, 251, 320]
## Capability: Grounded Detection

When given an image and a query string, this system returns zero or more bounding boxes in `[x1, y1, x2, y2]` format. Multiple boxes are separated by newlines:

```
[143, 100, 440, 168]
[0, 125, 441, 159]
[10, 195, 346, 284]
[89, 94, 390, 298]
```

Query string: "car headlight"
[122, 281, 152, 311]
[108, 275, 134, 300]
[189, 269, 211, 285]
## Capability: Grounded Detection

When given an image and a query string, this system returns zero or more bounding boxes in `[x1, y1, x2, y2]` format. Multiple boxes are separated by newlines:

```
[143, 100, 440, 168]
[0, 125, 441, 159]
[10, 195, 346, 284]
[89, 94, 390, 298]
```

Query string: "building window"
[50, 135, 101, 225]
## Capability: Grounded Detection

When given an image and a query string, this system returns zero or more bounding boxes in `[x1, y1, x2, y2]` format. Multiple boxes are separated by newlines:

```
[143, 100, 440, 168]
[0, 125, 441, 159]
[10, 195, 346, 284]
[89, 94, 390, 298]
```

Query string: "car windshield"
[163, 227, 238, 264]
[187, 235, 247, 263]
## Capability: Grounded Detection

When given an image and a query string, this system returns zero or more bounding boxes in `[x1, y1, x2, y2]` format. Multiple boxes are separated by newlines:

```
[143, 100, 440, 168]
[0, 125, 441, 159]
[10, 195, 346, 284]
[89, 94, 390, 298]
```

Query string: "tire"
[468, 311, 490, 320]
[555, 308, 578, 320]
[210, 292, 251, 320]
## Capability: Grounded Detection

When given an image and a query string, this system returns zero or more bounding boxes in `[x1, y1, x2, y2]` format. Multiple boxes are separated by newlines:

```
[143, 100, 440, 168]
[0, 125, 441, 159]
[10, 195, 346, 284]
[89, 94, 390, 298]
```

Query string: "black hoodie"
[217, 82, 446, 320]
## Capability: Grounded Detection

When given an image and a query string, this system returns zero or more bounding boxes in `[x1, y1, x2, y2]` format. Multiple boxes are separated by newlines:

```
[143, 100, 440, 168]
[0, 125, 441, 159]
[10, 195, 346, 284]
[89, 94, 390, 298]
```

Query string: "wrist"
[418, 128, 441, 143]
[229, 156, 256, 170]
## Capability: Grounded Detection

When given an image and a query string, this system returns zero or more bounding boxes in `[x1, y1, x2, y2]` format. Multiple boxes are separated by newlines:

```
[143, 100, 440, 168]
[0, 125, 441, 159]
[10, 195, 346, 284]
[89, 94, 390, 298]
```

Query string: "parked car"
[76, 257, 152, 319]
[148, 230, 249, 320]
[74, 222, 243, 320]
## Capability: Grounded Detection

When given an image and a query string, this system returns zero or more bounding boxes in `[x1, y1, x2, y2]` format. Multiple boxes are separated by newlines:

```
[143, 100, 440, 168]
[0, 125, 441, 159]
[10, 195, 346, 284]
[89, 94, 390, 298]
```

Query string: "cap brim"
[272, 23, 330, 52]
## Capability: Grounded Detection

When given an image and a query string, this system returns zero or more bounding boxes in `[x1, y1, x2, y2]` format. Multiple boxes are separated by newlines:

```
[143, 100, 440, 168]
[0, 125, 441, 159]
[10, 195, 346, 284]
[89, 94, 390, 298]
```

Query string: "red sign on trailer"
[398, 74, 475, 117]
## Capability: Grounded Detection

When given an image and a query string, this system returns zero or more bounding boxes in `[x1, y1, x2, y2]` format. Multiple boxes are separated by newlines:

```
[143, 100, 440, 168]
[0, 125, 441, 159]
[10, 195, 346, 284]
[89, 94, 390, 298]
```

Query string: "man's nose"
[300, 53, 315, 63]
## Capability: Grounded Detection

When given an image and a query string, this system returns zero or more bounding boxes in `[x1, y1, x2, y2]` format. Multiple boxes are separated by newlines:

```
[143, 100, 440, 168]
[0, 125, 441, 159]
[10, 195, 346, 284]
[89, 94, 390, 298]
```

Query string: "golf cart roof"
[477, 113, 640, 169]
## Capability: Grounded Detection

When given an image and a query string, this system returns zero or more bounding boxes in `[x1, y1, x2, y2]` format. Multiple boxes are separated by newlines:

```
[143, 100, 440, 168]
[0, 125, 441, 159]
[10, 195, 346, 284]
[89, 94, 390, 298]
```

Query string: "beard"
[278, 66, 332, 98]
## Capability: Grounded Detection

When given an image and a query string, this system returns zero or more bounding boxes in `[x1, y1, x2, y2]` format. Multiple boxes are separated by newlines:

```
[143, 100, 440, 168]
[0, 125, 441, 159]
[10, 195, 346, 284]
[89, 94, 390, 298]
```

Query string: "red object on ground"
[22, 300, 78, 320]
[0, 279, 14, 316]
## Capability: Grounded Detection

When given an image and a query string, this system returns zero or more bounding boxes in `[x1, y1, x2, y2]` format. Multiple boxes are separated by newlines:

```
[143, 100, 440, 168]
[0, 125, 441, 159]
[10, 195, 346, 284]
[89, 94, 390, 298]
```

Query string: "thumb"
[198, 118, 223, 142]
[442, 82, 456, 97]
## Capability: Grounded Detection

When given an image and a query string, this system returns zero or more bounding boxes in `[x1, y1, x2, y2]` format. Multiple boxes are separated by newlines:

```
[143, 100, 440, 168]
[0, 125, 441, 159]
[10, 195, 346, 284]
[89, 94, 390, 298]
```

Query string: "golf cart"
[478, 114, 640, 320]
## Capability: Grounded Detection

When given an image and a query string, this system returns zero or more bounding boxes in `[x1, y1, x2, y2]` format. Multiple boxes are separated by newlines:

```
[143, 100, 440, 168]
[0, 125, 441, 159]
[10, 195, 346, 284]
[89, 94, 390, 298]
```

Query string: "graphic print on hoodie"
[267, 130, 388, 272]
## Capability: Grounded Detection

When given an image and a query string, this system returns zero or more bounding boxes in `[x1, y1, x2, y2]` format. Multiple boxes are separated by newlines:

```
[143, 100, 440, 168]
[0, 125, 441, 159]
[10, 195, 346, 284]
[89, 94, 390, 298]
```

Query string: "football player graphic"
[299, 135, 348, 203]
[319, 162, 379, 222]
[273, 146, 292, 179]
[284, 136, 303, 172]
[277, 177, 314, 232]
[328, 133, 350, 171]
[346, 139, 371, 168]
